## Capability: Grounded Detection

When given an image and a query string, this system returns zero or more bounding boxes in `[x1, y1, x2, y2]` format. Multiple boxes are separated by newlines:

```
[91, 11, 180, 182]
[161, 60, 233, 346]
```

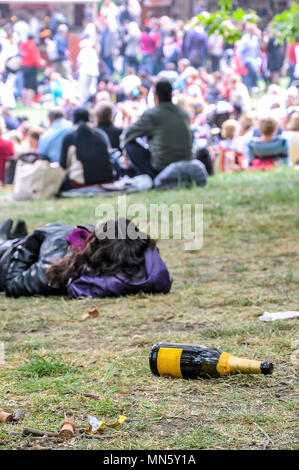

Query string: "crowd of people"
[0, 2, 298, 301]
[0, 2, 299, 190]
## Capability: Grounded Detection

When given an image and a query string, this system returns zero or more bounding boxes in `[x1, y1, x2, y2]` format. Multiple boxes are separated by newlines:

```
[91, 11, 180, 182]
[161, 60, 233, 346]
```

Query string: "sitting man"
[120, 78, 193, 178]
[59, 107, 114, 189]
[38, 107, 72, 162]
[247, 117, 289, 168]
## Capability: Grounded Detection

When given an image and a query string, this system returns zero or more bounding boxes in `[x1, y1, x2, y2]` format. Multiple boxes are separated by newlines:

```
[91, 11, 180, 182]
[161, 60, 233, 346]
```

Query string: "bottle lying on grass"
[149, 343, 273, 379]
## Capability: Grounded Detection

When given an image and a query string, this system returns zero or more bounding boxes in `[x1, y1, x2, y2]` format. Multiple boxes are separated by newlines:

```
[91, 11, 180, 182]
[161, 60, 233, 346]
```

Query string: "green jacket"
[120, 102, 193, 172]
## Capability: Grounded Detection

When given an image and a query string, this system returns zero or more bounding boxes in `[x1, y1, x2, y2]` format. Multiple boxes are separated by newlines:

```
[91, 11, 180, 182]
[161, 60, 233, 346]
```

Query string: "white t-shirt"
[77, 47, 99, 77]
[13, 20, 30, 43]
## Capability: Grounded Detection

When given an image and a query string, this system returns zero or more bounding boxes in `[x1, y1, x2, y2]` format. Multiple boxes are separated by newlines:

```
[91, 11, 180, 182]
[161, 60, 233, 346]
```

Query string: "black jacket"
[59, 123, 114, 185]
[97, 122, 123, 150]
[4, 223, 73, 298]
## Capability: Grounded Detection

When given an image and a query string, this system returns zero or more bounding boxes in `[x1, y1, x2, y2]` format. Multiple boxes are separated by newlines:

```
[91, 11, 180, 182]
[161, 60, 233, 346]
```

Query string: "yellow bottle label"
[217, 352, 232, 376]
[157, 347, 183, 378]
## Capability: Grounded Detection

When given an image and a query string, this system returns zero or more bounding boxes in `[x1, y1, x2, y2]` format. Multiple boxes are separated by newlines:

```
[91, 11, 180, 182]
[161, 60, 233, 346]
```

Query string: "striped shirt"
[247, 136, 289, 164]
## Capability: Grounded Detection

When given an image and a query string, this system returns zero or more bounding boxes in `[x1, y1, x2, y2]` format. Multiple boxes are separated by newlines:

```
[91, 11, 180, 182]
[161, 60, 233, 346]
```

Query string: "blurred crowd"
[0, 0, 299, 188]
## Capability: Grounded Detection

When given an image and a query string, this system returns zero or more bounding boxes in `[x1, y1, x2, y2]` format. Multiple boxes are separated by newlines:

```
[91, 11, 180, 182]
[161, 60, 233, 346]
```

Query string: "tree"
[271, 2, 299, 44]
[187, 0, 259, 45]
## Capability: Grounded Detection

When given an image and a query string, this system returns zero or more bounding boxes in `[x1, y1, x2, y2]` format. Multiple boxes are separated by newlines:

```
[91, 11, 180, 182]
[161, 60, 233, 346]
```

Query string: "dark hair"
[48, 107, 65, 121]
[72, 107, 90, 124]
[46, 219, 156, 288]
[155, 79, 172, 103]
[96, 103, 113, 124]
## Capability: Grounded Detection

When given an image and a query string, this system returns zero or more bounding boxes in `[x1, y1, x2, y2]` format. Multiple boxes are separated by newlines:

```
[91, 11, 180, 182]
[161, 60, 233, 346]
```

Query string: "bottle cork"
[0, 408, 13, 423]
[59, 418, 75, 439]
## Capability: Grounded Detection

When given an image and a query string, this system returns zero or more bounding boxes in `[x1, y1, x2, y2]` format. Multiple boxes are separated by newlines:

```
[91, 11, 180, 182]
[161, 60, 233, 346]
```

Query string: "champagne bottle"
[149, 343, 273, 379]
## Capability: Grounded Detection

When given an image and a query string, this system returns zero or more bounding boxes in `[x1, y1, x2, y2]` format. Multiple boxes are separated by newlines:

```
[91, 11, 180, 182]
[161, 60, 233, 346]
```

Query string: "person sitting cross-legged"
[59, 107, 115, 189]
[120, 78, 193, 179]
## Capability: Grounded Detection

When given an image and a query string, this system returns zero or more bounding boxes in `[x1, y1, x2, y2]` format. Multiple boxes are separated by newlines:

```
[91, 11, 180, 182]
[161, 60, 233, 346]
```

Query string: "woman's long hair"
[46, 218, 156, 288]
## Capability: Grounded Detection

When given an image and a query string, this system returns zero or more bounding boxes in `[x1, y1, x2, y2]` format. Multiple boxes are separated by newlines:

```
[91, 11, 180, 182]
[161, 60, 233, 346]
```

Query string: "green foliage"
[271, 2, 299, 43]
[17, 353, 77, 378]
[188, 0, 259, 44]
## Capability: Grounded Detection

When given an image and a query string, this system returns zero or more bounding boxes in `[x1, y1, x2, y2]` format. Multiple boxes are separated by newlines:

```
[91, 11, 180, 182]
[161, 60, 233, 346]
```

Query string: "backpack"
[45, 38, 59, 61]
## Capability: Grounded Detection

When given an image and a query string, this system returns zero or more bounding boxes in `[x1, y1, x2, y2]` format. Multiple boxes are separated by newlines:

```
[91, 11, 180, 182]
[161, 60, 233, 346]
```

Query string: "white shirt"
[13, 20, 30, 43]
[29, 17, 40, 43]
[77, 47, 99, 77]
[81, 22, 97, 46]
[0, 82, 16, 108]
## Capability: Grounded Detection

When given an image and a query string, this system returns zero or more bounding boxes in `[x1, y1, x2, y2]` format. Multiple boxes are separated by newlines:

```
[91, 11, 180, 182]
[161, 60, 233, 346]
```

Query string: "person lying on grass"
[0, 218, 172, 298]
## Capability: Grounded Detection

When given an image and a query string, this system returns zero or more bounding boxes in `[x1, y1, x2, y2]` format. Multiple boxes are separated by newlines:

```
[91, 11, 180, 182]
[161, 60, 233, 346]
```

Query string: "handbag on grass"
[13, 159, 65, 200]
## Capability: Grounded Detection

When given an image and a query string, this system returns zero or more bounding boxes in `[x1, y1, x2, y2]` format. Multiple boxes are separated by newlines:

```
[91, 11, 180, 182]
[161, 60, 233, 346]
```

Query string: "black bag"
[4, 158, 17, 184]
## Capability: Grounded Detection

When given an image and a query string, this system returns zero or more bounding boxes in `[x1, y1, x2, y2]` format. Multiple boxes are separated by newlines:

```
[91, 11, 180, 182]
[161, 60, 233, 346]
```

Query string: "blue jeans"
[288, 64, 296, 86]
[140, 54, 154, 75]
[102, 56, 114, 75]
[244, 61, 258, 92]
[15, 70, 24, 100]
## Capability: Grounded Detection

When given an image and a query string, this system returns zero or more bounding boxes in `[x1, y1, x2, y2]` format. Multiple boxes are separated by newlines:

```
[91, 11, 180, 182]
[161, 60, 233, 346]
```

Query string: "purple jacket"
[67, 247, 172, 299]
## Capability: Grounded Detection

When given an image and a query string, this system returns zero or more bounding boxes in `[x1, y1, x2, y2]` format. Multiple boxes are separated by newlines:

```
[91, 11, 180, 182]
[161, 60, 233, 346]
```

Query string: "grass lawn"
[0, 169, 298, 450]
[11, 104, 48, 128]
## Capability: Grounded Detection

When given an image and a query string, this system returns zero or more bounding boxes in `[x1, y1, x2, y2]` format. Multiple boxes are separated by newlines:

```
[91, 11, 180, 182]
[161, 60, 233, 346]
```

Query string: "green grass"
[0, 169, 298, 450]
[11, 103, 48, 127]
[16, 353, 78, 378]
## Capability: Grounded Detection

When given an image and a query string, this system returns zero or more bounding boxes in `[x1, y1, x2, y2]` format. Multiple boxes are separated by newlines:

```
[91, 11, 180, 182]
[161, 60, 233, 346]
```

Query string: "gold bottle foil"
[217, 352, 262, 376]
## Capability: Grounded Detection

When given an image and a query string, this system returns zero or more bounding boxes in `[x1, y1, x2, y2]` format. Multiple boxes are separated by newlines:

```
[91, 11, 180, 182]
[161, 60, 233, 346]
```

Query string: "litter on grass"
[86, 415, 127, 435]
[259, 311, 299, 322]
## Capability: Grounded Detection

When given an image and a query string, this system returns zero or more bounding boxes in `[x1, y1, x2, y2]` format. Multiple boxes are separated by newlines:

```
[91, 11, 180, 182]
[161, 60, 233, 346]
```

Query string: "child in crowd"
[212, 119, 243, 172]
[247, 117, 289, 168]
[220, 119, 239, 150]
[233, 113, 256, 166]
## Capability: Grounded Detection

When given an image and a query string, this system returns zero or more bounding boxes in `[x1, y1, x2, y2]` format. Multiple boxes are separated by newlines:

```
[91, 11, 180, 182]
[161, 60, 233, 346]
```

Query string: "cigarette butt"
[59, 418, 75, 439]
[0, 408, 13, 423]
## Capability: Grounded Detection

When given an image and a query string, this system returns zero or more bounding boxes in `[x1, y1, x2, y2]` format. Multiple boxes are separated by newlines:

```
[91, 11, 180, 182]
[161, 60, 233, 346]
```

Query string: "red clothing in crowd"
[0, 138, 14, 183]
[288, 42, 299, 64]
[20, 39, 42, 67]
